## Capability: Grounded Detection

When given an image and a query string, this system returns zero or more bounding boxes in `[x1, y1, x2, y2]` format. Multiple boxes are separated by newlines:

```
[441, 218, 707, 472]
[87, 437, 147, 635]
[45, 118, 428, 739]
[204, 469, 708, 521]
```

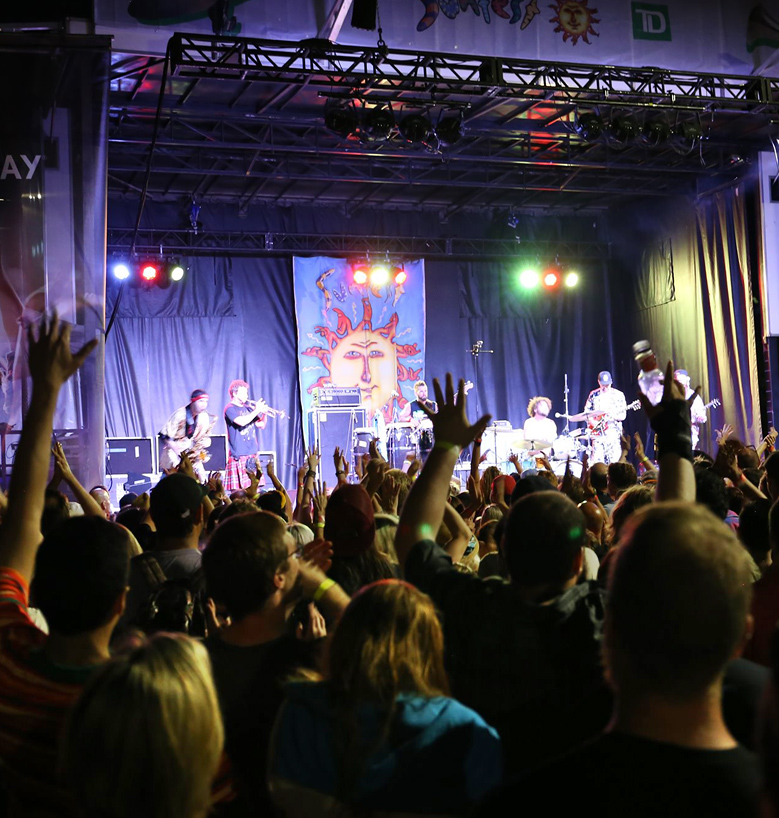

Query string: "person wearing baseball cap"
[582, 369, 627, 466]
[158, 388, 216, 481]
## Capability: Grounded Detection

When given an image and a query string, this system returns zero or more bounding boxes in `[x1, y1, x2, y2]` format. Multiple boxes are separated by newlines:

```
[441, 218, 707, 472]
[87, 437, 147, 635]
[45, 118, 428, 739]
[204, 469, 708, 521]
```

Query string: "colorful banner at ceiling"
[96, 0, 779, 76]
[293, 256, 425, 442]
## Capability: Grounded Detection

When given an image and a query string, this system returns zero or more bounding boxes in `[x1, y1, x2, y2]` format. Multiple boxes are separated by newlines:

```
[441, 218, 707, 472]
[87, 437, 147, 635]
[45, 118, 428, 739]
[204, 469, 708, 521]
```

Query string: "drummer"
[399, 380, 439, 425]
[523, 396, 557, 446]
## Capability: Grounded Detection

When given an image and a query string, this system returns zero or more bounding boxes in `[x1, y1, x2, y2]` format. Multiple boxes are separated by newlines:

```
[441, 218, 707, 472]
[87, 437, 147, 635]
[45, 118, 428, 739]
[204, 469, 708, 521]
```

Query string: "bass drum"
[552, 435, 578, 461]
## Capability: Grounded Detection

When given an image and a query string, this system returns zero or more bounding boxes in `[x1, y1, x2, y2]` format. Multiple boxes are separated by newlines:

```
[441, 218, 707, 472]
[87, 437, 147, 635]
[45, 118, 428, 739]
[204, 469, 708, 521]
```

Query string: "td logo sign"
[632, 3, 671, 41]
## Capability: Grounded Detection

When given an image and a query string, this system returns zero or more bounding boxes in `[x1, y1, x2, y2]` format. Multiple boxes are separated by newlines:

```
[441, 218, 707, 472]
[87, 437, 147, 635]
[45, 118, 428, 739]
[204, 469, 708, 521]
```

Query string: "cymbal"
[515, 439, 553, 451]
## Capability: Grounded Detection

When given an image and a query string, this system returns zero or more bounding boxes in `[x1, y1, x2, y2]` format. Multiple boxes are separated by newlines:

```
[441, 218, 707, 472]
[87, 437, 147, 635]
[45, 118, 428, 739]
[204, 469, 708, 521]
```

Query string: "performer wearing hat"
[583, 371, 627, 465]
[158, 388, 216, 481]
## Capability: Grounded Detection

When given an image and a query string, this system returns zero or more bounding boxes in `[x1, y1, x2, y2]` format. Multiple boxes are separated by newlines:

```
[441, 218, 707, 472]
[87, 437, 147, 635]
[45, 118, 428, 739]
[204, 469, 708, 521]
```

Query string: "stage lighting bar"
[351, 260, 410, 287]
[108, 259, 187, 287]
[516, 263, 581, 294]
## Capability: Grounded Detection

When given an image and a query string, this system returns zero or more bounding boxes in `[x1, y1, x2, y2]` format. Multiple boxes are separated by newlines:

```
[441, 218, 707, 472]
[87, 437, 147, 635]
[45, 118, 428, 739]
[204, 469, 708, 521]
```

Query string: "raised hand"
[296, 602, 327, 641]
[715, 423, 734, 446]
[177, 451, 197, 481]
[421, 374, 491, 452]
[306, 446, 320, 472]
[51, 441, 74, 482]
[28, 313, 98, 392]
[312, 480, 328, 522]
[633, 431, 646, 461]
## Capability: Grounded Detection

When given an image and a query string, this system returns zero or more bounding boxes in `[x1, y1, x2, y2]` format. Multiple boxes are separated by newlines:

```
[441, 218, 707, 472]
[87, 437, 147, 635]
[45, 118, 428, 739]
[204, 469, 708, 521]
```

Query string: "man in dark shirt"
[223, 379, 268, 493]
[202, 512, 350, 816]
[396, 375, 608, 776]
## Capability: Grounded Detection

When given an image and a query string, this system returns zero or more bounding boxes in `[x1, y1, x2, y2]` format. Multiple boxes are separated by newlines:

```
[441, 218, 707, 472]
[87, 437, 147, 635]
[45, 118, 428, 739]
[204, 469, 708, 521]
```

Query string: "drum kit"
[384, 420, 434, 468]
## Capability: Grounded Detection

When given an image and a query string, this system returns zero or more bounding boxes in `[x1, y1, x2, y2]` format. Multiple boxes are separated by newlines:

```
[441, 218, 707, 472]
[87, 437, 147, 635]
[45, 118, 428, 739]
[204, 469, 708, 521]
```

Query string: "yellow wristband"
[315, 521, 325, 528]
[312, 578, 336, 602]
[433, 440, 461, 454]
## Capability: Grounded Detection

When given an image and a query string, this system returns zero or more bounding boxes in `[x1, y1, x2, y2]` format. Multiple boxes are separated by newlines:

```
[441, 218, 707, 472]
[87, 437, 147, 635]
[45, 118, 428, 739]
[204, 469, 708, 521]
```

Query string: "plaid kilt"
[223, 455, 256, 493]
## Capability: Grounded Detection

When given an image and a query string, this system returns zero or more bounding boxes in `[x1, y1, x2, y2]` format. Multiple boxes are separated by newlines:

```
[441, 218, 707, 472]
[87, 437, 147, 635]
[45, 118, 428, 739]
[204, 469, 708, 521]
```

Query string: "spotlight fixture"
[670, 120, 703, 154]
[575, 112, 603, 142]
[363, 106, 395, 141]
[369, 263, 391, 287]
[393, 267, 407, 285]
[641, 120, 672, 148]
[141, 263, 159, 282]
[353, 264, 369, 285]
[519, 269, 540, 290]
[325, 105, 359, 139]
[112, 262, 130, 281]
[436, 114, 464, 147]
[399, 113, 432, 145]
[170, 263, 185, 281]
[564, 272, 580, 288]
[608, 116, 639, 147]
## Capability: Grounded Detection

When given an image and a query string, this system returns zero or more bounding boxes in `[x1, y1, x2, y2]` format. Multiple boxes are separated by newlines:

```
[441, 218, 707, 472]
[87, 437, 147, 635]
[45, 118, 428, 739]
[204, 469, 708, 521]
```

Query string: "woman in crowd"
[269, 580, 502, 816]
[62, 634, 224, 818]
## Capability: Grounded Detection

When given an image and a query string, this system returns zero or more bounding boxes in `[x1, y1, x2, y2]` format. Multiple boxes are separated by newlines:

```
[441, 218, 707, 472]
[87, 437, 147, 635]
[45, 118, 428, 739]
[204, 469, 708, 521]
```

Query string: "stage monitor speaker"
[106, 437, 154, 476]
[309, 408, 366, 486]
[758, 152, 779, 336]
[156, 435, 228, 473]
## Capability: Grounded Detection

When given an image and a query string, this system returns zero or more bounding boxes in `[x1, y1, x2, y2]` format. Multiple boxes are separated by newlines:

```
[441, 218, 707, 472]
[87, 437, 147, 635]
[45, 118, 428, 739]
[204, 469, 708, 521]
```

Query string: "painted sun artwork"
[549, 0, 600, 44]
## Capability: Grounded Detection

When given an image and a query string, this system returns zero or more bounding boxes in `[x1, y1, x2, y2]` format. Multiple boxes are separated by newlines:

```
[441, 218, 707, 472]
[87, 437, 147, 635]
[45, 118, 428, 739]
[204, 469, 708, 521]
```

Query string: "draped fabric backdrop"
[611, 186, 762, 452]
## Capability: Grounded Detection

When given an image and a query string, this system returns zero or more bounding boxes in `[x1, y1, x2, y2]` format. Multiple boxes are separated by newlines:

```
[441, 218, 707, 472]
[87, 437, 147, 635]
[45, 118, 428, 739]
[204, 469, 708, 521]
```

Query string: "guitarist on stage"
[674, 369, 709, 450]
[159, 388, 216, 481]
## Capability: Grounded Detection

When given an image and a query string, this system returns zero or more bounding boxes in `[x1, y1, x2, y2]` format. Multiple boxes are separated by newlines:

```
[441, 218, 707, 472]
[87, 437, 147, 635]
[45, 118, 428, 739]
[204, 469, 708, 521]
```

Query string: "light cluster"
[110, 260, 186, 288]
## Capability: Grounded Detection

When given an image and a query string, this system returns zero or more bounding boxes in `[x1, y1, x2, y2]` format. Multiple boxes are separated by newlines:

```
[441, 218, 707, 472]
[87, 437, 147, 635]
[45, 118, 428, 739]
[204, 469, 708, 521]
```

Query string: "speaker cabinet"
[308, 408, 367, 486]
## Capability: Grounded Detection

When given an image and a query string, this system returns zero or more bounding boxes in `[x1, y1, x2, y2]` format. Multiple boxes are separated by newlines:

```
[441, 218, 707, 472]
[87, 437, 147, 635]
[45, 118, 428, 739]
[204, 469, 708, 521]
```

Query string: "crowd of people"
[2, 317, 779, 817]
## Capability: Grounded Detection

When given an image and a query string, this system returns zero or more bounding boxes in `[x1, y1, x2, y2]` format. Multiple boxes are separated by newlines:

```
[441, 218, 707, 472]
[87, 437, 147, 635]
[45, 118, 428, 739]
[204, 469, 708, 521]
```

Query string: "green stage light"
[519, 269, 540, 289]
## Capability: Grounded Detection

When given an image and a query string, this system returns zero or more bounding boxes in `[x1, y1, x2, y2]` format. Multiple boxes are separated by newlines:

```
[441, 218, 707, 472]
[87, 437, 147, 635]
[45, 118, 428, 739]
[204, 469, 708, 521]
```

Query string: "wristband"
[434, 440, 461, 454]
[335, 470, 345, 476]
[305, 470, 316, 480]
[650, 400, 693, 463]
[315, 521, 325, 528]
[474, 438, 482, 445]
[312, 578, 335, 602]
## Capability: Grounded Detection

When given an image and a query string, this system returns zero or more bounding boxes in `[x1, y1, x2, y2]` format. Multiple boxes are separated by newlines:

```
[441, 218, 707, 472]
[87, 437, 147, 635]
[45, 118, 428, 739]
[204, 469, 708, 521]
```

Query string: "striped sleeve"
[0, 567, 32, 628]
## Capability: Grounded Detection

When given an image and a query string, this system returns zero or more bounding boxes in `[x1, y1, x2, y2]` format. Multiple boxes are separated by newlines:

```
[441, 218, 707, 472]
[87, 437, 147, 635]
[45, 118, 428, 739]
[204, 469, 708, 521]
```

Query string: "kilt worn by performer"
[223, 379, 269, 493]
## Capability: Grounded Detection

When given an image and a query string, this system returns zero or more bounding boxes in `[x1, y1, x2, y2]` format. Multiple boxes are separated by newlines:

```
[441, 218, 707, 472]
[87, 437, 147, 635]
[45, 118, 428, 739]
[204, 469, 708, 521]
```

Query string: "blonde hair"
[527, 396, 552, 417]
[413, 380, 427, 395]
[63, 634, 224, 818]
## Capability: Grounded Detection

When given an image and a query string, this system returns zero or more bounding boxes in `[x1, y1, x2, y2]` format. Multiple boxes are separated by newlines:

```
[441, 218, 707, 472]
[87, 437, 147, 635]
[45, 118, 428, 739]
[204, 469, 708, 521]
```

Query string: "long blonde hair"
[63, 634, 224, 818]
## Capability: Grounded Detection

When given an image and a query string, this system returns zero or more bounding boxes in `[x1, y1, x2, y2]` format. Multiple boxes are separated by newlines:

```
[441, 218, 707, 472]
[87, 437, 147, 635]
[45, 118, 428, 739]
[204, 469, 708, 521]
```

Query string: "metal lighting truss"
[106, 227, 612, 261]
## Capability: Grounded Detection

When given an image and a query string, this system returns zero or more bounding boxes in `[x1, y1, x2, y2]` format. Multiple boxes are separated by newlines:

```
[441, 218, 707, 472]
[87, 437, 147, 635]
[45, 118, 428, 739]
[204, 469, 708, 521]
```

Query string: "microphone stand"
[467, 340, 494, 464]
[563, 374, 570, 436]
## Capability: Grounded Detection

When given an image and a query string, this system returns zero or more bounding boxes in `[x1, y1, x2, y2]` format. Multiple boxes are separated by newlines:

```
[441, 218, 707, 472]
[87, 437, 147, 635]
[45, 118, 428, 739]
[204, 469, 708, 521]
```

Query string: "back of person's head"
[202, 511, 289, 620]
[479, 466, 501, 500]
[480, 504, 504, 525]
[589, 462, 608, 491]
[510, 473, 557, 505]
[218, 499, 258, 523]
[608, 485, 654, 547]
[373, 513, 399, 564]
[502, 492, 586, 588]
[287, 521, 315, 549]
[694, 465, 729, 519]
[767, 453, 779, 501]
[118, 492, 138, 510]
[770, 500, 779, 554]
[41, 488, 70, 536]
[63, 634, 223, 818]
[739, 499, 773, 566]
[150, 473, 205, 538]
[607, 462, 638, 495]
[606, 503, 753, 699]
[327, 580, 449, 703]
[324, 485, 375, 558]
[256, 489, 287, 521]
[32, 517, 130, 636]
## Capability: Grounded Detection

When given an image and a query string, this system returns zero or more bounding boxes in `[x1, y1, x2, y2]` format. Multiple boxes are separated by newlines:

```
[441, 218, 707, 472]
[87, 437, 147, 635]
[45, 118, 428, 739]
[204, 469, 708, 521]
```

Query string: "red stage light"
[543, 269, 560, 288]
[394, 269, 407, 285]
[353, 267, 368, 285]
[141, 264, 158, 281]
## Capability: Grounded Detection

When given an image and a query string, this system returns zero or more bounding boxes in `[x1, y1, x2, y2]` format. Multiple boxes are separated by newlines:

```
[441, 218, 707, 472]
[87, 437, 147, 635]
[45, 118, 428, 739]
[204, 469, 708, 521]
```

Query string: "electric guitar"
[626, 397, 721, 414]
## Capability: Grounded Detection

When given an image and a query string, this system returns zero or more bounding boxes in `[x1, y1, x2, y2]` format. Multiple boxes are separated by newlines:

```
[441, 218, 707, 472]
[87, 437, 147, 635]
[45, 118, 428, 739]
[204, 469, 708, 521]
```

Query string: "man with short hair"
[607, 461, 638, 508]
[202, 512, 349, 815]
[480, 503, 760, 817]
[396, 376, 608, 776]
[224, 379, 271, 493]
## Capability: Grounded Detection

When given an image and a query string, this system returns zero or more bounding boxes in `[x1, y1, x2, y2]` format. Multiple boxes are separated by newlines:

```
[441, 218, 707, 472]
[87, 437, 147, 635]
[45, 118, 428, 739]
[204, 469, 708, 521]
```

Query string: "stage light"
[353, 265, 369, 285]
[519, 269, 539, 289]
[543, 269, 560, 288]
[170, 264, 185, 281]
[436, 115, 464, 147]
[399, 113, 432, 145]
[112, 262, 130, 281]
[575, 112, 603, 142]
[393, 267, 407, 285]
[641, 120, 671, 148]
[363, 106, 395, 141]
[670, 120, 703, 154]
[608, 116, 638, 147]
[565, 272, 580, 288]
[325, 105, 359, 139]
[141, 264, 158, 282]
[370, 263, 391, 287]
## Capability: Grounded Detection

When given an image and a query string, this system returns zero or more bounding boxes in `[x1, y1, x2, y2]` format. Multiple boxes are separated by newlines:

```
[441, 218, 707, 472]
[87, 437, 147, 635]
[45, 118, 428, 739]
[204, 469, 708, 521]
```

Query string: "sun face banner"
[293, 257, 425, 441]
